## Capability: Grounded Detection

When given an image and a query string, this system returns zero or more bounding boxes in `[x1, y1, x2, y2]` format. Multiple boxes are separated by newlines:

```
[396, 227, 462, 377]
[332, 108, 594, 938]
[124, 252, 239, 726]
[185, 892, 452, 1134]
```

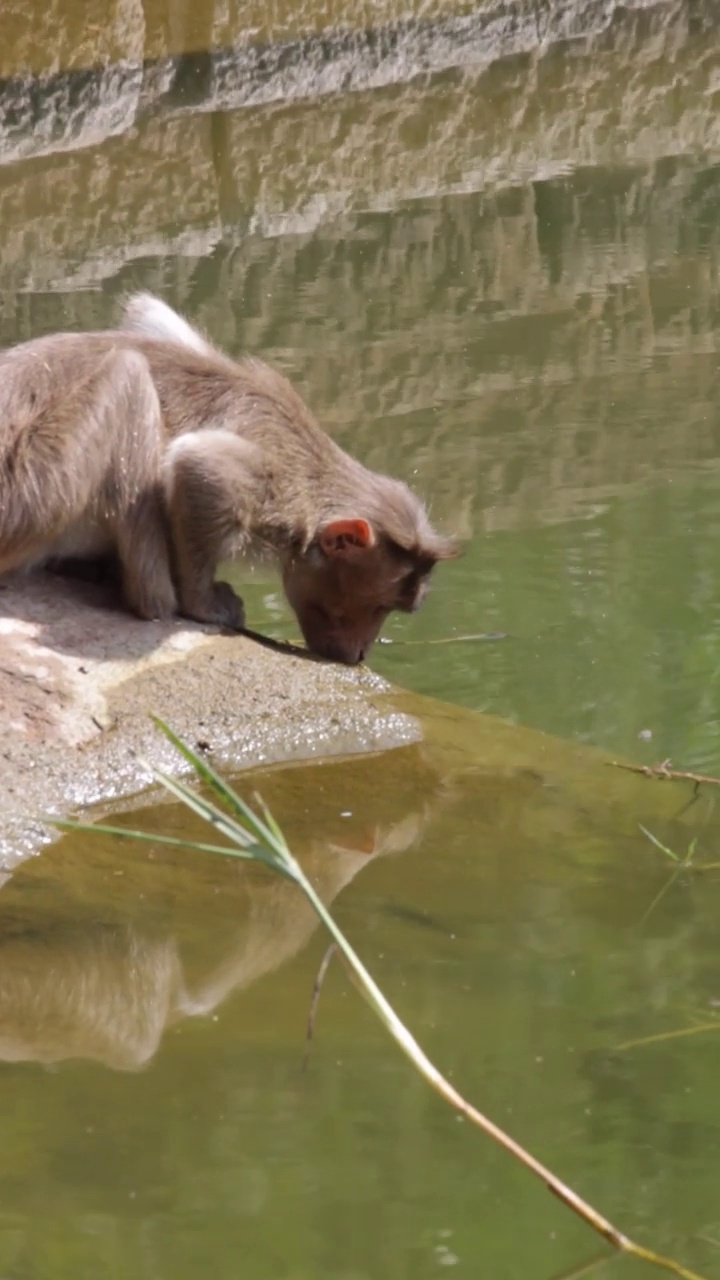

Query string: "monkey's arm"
[162, 429, 266, 630]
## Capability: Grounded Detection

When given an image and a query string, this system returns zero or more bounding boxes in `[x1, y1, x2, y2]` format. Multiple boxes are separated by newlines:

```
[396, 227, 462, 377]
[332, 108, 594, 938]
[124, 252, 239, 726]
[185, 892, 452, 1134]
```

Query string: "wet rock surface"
[0, 573, 420, 867]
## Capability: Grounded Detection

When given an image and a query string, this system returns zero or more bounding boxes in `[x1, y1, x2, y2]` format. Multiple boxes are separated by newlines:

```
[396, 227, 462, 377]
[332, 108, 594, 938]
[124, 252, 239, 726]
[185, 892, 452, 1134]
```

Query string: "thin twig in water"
[303, 942, 337, 1071]
[609, 759, 720, 788]
[617, 1021, 720, 1052]
[380, 631, 507, 647]
[545, 1254, 612, 1280]
[240, 627, 507, 655]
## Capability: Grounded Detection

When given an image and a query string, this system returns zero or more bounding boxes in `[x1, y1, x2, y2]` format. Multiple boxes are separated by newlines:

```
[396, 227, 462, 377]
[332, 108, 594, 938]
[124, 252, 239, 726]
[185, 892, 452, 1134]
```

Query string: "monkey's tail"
[121, 294, 215, 359]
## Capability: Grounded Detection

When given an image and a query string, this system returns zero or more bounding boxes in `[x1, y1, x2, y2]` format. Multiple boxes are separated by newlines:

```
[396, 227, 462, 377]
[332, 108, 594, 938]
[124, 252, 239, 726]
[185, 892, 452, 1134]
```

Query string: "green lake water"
[3, 4, 720, 1277]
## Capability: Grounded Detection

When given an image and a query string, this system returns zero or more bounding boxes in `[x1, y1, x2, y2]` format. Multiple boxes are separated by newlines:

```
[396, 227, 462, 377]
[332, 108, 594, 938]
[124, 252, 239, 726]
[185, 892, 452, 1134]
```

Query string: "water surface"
[3, 4, 720, 1277]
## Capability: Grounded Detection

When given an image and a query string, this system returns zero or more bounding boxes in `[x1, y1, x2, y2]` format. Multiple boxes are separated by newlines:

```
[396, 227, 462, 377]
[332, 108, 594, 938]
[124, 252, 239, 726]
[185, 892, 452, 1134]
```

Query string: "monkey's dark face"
[282, 541, 436, 665]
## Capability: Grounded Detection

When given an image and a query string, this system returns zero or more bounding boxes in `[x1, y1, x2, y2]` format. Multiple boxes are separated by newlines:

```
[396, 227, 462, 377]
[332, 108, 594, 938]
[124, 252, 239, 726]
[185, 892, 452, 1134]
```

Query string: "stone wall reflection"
[0, 1, 719, 532]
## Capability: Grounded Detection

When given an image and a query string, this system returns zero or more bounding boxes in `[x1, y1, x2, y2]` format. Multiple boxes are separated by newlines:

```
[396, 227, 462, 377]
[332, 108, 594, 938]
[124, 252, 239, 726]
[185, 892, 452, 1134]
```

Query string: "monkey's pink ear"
[318, 518, 375, 558]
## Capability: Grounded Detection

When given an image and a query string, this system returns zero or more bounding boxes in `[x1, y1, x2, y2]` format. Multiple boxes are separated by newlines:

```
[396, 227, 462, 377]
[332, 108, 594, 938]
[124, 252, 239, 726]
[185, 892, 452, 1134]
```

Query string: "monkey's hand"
[181, 581, 246, 631]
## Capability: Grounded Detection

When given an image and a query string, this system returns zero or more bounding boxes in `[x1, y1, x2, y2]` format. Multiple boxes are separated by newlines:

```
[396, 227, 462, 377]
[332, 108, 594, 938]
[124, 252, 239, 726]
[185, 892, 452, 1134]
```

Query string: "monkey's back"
[0, 329, 334, 461]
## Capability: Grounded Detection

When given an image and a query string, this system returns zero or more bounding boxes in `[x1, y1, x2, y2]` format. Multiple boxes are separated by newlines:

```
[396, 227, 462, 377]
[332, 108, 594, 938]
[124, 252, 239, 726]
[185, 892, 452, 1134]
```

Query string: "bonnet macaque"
[0, 295, 455, 663]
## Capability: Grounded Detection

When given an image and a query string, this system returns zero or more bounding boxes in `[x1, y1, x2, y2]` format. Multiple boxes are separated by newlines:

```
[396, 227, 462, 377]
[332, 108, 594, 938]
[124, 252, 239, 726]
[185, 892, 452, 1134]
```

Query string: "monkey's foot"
[180, 581, 246, 631]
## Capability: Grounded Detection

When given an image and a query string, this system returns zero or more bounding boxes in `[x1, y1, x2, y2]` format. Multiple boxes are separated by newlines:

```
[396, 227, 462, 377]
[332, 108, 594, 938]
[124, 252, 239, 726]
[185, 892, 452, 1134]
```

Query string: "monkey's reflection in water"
[0, 746, 443, 1072]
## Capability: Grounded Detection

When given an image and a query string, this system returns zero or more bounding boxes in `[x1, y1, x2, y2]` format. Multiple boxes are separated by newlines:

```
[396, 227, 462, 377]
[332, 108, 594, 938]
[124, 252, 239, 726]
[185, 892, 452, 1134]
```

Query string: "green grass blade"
[151, 716, 282, 851]
[255, 793, 288, 847]
[142, 759, 294, 879]
[639, 867, 683, 925]
[50, 818, 261, 861]
[687, 837, 698, 864]
[146, 762, 296, 881]
[145, 761, 255, 848]
[639, 824, 680, 862]
[54, 717, 711, 1280]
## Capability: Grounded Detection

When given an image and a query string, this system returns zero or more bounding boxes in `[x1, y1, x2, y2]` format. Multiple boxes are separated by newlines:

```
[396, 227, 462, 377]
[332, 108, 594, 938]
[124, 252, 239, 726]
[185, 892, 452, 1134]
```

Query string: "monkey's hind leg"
[0, 345, 178, 620]
[163, 429, 261, 630]
[102, 350, 179, 622]
[0, 347, 175, 624]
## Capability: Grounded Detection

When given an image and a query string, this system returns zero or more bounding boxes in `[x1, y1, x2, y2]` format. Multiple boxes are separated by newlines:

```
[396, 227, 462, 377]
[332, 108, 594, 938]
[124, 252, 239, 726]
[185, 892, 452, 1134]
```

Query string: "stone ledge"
[0, 572, 420, 867]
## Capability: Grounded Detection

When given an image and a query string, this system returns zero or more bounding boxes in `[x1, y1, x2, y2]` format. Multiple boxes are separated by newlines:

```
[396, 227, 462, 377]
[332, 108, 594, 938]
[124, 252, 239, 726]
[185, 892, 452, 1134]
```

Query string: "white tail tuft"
[121, 293, 214, 357]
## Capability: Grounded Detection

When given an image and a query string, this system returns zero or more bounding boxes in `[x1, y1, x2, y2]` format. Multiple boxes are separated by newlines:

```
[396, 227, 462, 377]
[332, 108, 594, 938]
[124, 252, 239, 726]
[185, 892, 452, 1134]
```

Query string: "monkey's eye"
[397, 573, 429, 612]
[311, 602, 352, 628]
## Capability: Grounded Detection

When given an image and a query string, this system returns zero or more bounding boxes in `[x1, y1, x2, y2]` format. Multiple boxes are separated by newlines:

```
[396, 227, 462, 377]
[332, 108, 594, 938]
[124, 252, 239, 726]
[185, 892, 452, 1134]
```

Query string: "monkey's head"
[282, 507, 457, 665]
